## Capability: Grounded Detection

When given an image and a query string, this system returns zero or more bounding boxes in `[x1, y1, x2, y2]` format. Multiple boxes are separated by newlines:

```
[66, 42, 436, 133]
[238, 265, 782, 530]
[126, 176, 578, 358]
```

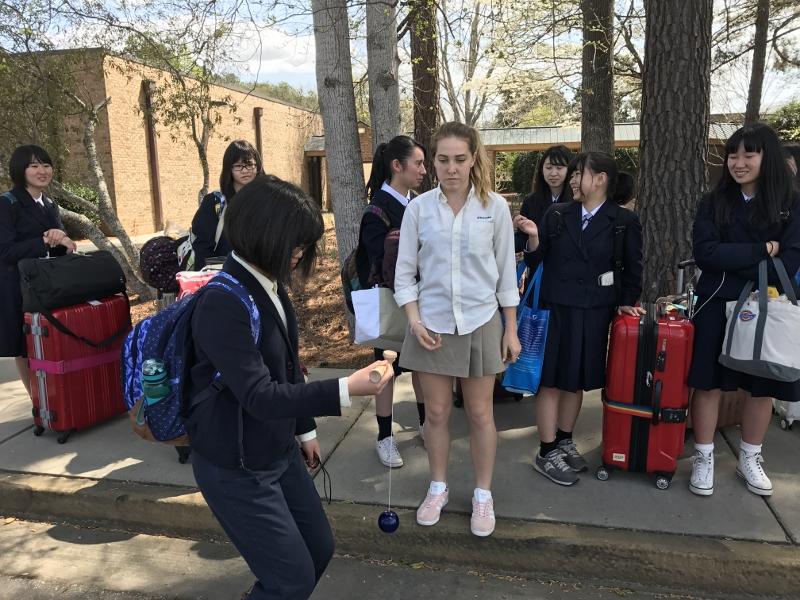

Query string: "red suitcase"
[597, 304, 694, 489]
[24, 294, 132, 443]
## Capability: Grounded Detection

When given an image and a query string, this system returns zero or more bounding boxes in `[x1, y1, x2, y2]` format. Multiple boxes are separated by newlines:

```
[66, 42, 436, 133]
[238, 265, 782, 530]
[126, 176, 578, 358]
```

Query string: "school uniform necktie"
[581, 213, 592, 231]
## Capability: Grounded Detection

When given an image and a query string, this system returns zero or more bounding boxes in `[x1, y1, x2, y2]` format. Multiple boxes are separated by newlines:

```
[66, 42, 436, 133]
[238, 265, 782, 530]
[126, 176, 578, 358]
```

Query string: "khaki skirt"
[398, 310, 506, 378]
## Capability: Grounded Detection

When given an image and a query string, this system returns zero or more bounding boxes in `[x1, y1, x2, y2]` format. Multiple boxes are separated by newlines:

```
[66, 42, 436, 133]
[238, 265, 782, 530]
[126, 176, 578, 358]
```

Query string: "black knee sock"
[555, 428, 572, 444]
[377, 415, 393, 441]
[417, 401, 426, 426]
[540, 439, 558, 457]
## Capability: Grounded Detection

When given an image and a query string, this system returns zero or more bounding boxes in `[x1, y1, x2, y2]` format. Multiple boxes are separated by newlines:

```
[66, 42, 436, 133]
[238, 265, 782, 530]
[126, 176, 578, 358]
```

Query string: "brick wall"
[62, 54, 322, 236]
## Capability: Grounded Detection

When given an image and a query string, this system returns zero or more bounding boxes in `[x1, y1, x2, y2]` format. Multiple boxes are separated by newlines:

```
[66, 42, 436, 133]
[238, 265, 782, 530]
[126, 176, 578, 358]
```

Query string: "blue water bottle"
[141, 359, 170, 406]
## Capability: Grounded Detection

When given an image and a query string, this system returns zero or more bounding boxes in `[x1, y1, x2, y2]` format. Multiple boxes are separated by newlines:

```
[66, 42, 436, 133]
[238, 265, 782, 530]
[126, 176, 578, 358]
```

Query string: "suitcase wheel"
[33, 425, 45, 437]
[655, 476, 670, 490]
[176, 446, 191, 464]
[596, 466, 610, 481]
[56, 429, 74, 444]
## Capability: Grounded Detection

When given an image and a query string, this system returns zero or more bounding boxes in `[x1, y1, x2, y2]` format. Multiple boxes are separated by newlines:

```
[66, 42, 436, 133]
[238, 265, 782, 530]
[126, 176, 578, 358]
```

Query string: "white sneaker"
[689, 450, 714, 496]
[737, 451, 773, 496]
[376, 435, 404, 468]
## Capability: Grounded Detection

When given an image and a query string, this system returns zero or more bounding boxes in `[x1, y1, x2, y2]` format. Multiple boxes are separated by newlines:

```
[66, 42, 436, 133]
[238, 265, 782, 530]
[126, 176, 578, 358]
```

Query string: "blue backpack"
[121, 271, 260, 444]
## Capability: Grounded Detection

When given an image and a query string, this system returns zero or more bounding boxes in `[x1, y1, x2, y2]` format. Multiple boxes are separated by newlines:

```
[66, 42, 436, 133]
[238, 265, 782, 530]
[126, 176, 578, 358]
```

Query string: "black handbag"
[18, 251, 126, 313]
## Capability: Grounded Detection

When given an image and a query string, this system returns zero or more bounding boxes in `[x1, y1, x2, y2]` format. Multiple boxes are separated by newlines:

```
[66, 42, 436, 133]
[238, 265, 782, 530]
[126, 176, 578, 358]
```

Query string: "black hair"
[365, 135, 426, 200]
[531, 145, 574, 202]
[219, 140, 264, 200]
[711, 124, 793, 228]
[568, 151, 634, 205]
[9, 145, 53, 188]
[225, 174, 323, 284]
[784, 142, 800, 191]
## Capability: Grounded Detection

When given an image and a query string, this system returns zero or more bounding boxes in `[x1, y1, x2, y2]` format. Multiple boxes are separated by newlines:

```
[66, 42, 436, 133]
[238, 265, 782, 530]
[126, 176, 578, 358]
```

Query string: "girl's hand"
[767, 240, 780, 257]
[61, 237, 77, 253]
[300, 438, 322, 469]
[347, 360, 394, 396]
[618, 305, 646, 316]
[513, 215, 538, 238]
[411, 320, 442, 351]
[502, 329, 522, 363]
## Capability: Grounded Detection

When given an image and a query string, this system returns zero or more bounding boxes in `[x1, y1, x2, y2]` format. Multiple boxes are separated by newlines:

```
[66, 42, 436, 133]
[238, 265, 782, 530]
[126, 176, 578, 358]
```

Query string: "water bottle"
[141, 359, 170, 406]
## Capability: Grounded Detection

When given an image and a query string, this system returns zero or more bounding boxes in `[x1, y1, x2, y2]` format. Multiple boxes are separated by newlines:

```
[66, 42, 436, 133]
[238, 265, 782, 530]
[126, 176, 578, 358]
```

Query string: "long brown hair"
[431, 122, 493, 207]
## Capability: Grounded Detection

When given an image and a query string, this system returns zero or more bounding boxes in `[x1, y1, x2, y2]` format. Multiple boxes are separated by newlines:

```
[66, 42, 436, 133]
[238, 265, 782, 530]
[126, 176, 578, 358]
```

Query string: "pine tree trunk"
[744, 0, 770, 125]
[409, 0, 439, 192]
[638, 0, 713, 301]
[312, 0, 367, 264]
[580, 0, 614, 154]
[366, 0, 401, 149]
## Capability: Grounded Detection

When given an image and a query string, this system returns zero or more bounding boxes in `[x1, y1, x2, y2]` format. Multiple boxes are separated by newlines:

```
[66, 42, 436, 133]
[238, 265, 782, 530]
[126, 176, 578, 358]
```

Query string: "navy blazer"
[186, 258, 341, 470]
[0, 186, 65, 272]
[359, 189, 406, 286]
[525, 200, 643, 308]
[693, 191, 800, 300]
[190, 192, 232, 269]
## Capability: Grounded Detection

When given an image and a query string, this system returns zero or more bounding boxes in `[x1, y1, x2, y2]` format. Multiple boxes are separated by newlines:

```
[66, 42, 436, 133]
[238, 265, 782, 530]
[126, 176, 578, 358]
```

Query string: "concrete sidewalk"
[1, 357, 799, 596]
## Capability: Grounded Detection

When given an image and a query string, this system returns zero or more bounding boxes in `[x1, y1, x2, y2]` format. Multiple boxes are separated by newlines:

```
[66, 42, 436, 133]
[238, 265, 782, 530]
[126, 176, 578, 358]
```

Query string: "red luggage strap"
[28, 350, 120, 375]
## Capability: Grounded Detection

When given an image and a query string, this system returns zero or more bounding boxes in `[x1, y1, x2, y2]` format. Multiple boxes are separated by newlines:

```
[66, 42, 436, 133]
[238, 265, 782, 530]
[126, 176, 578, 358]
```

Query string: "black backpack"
[139, 236, 186, 293]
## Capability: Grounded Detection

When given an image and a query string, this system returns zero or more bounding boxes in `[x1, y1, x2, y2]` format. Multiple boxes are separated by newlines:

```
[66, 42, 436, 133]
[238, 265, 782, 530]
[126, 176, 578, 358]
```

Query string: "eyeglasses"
[232, 163, 258, 173]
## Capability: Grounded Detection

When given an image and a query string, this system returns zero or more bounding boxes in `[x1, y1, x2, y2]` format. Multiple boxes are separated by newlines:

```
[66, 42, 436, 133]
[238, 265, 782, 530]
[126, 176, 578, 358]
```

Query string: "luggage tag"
[598, 271, 614, 287]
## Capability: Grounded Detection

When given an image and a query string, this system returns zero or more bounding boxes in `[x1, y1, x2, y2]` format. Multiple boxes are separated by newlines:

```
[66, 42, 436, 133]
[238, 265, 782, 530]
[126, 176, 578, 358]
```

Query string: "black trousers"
[192, 447, 334, 600]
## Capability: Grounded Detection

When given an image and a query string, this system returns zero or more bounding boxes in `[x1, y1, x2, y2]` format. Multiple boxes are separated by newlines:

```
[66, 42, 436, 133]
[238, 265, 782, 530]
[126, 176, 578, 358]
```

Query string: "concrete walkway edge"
[1, 470, 799, 597]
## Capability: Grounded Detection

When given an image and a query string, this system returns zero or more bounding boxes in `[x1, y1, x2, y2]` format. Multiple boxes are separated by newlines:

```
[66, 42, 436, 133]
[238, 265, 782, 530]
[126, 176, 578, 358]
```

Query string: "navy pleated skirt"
[539, 302, 615, 393]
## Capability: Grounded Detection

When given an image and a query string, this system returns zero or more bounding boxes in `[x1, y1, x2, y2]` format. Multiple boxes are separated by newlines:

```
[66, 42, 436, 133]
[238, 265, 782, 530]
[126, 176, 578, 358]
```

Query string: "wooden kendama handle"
[369, 351, 398, 383]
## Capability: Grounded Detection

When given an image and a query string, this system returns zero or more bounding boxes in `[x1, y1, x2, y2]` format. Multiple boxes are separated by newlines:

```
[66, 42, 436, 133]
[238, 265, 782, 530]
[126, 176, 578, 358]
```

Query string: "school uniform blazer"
[191, 192, 232, 270]
[514, 191, 552, 252]
[525, 200, 643, 308]
[0, 187, 66, 356]
[693, 191, 800, 300]
[360, 189, 405, 286]
[186, 257, 342, 470]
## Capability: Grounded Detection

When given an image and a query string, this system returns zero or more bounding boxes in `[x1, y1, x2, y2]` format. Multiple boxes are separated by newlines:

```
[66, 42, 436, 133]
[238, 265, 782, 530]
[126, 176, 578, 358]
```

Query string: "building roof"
[305, 122, 741, 155]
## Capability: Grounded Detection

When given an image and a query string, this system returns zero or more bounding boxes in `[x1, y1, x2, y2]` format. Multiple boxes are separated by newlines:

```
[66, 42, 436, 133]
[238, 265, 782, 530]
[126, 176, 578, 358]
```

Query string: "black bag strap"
[38, 295, 131, 349]
[612, 207, 633, 306]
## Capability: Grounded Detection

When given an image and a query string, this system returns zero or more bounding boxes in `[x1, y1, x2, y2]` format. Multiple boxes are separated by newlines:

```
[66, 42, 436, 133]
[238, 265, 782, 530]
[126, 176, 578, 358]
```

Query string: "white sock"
[429, 480, 447, 495]
[474, 487, 492, 503]
[695, 443, 714, 456]
[740, 441, 762, 456]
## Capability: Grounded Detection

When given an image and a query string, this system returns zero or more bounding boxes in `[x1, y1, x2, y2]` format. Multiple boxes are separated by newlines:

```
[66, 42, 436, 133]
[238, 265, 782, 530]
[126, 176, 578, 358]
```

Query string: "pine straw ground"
[129, 216, 372, 369]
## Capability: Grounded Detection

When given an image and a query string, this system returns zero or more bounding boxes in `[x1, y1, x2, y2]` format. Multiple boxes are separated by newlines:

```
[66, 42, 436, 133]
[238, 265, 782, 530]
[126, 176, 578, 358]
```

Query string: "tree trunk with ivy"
[580, 0, 614, 154]
[409, 0, 439, 192]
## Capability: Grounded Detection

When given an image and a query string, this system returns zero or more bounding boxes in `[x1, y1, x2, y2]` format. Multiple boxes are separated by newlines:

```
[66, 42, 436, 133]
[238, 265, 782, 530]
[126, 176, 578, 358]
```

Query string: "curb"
[1, 470, 798, 597]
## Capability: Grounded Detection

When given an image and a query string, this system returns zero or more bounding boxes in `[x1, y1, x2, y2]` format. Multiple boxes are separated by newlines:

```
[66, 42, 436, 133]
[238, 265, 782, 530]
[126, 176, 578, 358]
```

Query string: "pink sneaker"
[470, 497, 495, 537]
[416, 489, 449, 526]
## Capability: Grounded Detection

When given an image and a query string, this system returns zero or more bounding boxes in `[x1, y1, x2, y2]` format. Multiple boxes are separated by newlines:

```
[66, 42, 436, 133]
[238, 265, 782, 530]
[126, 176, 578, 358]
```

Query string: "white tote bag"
[720, 258, 800, 382]
[351, 287, 407, 352]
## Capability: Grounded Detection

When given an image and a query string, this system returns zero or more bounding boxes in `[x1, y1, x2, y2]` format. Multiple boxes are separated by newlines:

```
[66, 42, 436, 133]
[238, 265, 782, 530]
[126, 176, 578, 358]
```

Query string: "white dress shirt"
[381, 181, 410, 207]
[394, 185, 518, 335]
[232, 252, 351, 442]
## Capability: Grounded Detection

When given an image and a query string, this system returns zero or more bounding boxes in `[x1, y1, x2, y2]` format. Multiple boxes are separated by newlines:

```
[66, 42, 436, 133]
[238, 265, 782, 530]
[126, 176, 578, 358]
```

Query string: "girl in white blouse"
[394, 122, 520, 537]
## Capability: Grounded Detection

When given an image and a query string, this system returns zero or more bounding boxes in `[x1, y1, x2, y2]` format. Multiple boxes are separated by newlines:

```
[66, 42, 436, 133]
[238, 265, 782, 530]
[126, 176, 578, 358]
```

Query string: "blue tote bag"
[502, 263, 549, 395]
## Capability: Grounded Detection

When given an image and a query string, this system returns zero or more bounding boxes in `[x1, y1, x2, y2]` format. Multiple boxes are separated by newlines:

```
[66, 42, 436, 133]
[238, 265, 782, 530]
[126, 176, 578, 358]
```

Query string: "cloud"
[228, 25, 316, 87]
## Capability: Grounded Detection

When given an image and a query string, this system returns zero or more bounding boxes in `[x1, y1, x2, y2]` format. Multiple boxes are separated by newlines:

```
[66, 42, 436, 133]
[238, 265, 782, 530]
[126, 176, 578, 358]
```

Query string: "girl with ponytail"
[515, 151, 643, 487]
[358, 135, 428, 469]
